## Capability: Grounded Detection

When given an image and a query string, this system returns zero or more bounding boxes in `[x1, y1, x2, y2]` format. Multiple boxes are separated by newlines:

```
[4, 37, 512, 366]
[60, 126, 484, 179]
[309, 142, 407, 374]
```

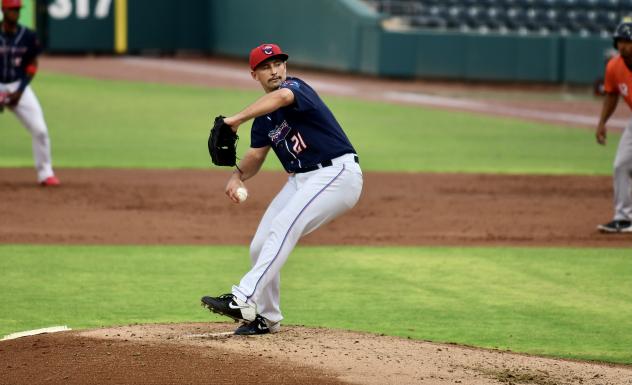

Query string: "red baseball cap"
[249, 43, 289, 71]
[2, 0, 22, 8]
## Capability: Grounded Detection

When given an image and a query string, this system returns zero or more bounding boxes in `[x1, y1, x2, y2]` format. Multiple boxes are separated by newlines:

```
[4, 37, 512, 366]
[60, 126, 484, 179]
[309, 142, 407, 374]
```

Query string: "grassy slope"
[1, 73, 628, 364]
[0, 72, 617, 174]
[0, 245, 630, 364]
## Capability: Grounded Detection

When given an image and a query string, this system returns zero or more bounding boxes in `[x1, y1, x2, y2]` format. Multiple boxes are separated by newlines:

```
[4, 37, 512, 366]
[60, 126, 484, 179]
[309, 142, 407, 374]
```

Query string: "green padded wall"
[35, 0, 610, 84]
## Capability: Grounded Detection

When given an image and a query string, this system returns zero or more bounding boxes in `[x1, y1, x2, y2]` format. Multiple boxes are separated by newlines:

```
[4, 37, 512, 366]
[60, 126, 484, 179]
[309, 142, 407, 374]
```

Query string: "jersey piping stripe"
[245, 164, 347, 301]
[14, 26, 25, 45]
[284, 140, 302, 169]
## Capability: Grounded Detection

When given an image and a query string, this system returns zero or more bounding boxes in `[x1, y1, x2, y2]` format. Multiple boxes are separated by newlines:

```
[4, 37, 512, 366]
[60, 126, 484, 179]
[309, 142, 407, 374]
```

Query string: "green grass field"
[0, 245, 630, 364]
[1, 72, 617, 174]
[1, 71, 629, 365]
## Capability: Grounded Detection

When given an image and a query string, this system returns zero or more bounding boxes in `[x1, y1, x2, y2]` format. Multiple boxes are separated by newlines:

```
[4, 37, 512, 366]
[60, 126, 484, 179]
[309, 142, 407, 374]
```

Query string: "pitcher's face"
[252, 59, 287, 93]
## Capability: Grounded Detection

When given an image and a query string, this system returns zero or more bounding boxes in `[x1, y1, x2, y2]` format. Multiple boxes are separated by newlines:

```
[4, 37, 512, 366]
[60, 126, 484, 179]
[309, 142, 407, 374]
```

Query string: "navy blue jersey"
[0, 25, 41, 83]
[251, 77, 356, 173]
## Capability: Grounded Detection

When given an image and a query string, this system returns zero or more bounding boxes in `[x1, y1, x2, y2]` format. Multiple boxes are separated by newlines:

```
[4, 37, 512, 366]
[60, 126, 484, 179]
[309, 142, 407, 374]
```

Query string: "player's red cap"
[2, 0, 22, 8]
[249, 43, 289, 71]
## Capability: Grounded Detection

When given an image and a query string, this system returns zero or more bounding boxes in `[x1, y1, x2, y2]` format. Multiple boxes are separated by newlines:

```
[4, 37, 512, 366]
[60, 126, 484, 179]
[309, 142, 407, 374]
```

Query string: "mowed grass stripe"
[0, 245, 629, 364]
[0, 72, 617, 174]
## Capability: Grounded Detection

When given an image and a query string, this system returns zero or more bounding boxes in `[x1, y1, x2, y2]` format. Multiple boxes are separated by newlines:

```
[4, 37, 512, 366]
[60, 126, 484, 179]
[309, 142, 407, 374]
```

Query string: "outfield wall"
[206, 0, 376, 73]
[35, 0, 611, 84]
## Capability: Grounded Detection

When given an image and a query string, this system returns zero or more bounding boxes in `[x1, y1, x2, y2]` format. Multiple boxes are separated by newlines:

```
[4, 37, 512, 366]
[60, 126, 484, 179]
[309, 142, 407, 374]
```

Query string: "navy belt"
[294, 155, 359, 174]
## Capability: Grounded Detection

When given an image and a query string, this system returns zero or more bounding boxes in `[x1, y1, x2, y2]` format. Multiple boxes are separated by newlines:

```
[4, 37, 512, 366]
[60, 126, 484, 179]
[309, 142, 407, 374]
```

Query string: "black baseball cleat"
[234, 315, 280, 336]
[201, 293, 256, 322]
[597, 220, 632, 233]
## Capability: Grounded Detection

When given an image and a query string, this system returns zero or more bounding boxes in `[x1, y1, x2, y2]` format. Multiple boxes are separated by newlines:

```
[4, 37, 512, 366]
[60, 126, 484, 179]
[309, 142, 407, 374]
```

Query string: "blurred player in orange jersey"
[595, 18, 632, 233]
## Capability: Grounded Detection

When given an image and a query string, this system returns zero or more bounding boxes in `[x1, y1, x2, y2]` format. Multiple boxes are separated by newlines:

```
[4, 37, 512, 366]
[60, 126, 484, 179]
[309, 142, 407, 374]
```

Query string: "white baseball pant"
[232, 153, 363, 324]
[613, 118, 632, 221]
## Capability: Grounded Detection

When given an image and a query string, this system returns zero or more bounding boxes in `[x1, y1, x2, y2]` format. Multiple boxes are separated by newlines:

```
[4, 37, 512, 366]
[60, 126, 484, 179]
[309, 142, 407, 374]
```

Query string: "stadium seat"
[427, 4, 449, 19]
[366, 0, 624, 36]
[596, 0, 617, 9]
[409, 15, 447, 28]
[620, 0, 632, 12]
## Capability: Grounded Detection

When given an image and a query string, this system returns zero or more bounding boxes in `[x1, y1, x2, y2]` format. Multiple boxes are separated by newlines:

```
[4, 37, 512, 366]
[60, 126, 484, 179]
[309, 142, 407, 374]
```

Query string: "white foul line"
[384, 91, 628, 130]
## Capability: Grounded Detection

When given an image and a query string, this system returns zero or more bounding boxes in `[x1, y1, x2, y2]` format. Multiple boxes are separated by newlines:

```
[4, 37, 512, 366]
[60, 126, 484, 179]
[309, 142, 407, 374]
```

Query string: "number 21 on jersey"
[290, 132, 307, 154]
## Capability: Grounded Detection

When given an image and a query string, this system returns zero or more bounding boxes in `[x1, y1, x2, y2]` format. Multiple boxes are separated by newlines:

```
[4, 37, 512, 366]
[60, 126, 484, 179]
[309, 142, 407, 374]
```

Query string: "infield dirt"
[1, 57, 630, 385]
[0, 167, 629, 247]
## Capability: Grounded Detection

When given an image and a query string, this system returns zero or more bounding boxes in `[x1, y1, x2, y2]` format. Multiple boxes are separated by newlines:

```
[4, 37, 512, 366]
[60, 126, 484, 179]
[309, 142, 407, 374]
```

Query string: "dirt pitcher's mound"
[1, 323, 630, 385]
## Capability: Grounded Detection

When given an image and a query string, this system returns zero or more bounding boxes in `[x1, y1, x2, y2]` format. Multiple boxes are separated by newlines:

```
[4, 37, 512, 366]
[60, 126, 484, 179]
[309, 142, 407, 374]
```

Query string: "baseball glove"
[208, 115, 238, 167]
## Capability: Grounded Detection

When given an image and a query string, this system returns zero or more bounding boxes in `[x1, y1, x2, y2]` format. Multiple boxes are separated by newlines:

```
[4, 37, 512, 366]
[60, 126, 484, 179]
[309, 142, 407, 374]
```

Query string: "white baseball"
[236, 187, 248, 203]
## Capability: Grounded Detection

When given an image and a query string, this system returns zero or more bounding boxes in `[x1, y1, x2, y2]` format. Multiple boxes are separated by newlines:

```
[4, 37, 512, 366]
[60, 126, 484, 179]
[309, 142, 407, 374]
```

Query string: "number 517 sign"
[42, 0, 125, 53]
[48, 0, 112, 19]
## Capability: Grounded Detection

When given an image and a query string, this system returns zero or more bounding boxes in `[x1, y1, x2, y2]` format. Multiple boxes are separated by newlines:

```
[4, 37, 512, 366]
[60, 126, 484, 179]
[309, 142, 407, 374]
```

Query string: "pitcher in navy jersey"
[201, 43, 363, 335]
[1, 0, 59, 186]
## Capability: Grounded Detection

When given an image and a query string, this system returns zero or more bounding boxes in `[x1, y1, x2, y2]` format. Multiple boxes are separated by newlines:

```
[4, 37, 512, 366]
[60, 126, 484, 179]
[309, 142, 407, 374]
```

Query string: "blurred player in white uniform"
[1, 0, 59, 186]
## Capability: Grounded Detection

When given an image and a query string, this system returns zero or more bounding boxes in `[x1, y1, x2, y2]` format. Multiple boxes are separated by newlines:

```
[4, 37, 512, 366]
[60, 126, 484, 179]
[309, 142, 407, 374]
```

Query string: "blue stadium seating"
[364, 0, 629, 36]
